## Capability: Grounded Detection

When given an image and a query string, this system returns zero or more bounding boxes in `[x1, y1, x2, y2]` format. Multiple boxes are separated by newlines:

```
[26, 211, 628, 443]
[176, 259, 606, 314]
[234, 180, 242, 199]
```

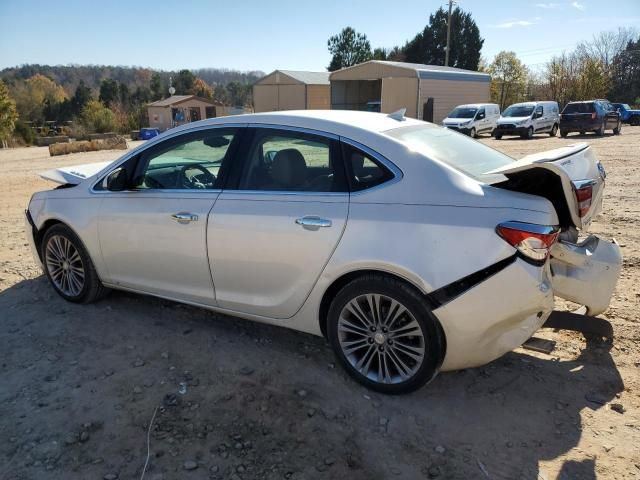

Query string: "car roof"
[170, 110, 426, 137]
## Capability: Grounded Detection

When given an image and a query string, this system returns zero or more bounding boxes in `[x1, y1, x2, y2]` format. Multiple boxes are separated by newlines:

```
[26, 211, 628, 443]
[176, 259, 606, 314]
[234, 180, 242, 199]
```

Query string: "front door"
[97, 127, 241, 305]
[208, 127, 349, 319]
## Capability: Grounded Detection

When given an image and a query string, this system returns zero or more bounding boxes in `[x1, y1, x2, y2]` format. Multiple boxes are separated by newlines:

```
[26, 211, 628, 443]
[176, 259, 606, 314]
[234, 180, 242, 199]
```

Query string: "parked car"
[560, 100, 622, 137]
[612, 102, 640, 125]
[442, 103, 500, 138]
[494, 101, 560, 139]
[27, 111, 621, 393]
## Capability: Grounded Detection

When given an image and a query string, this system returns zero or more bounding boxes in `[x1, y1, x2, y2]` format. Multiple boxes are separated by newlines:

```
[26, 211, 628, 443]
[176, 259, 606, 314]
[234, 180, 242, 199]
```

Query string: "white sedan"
[25, 110, 622, 393]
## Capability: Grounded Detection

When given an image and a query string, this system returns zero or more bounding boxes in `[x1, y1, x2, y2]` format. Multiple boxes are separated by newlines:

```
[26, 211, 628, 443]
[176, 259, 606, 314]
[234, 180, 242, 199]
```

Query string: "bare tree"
[575, 27, 638, 71]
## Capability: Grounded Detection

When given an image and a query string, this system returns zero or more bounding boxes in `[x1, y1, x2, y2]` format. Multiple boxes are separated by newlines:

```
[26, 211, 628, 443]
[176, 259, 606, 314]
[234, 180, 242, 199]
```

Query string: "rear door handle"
[172, 212, 198, 224]
[295, 216, 332, 230]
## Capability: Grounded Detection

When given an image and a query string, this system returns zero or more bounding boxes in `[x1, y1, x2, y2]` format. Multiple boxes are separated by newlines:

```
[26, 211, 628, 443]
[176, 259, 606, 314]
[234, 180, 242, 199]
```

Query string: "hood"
[443, 117, 473, 125]
[39, 161, 115, 185]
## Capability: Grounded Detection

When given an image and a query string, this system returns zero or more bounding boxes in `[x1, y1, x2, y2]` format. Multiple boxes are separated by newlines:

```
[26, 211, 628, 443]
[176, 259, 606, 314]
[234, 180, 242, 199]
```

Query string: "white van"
[442, 103, 500, 138]
[494, 101, 560, 139]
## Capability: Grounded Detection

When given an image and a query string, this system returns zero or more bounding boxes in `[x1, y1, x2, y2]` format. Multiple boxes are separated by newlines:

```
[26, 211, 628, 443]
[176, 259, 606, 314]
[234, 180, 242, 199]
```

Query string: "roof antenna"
[387, 108, 406, 121]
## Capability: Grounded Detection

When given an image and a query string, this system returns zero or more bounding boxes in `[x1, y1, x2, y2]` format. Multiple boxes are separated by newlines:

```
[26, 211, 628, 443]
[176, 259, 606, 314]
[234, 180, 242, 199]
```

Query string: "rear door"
[207, 126, 349, 319]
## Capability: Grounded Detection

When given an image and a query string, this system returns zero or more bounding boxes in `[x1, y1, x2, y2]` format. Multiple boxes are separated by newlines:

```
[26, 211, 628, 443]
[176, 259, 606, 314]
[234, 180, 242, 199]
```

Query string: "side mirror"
[477, 113, 485, 120]
[535, 111, 543, 119]
[103, 167, 128, 191]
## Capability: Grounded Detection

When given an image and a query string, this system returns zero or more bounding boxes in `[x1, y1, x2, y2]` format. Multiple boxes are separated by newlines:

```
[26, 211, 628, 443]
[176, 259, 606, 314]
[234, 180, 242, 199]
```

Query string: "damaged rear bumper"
[434, 258, 554, 371]
[550, 236, 622, 316]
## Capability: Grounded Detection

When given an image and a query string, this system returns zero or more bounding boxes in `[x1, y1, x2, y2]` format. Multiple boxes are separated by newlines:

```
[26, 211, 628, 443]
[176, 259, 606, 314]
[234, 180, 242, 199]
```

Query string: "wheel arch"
[318, 268, 446, 365]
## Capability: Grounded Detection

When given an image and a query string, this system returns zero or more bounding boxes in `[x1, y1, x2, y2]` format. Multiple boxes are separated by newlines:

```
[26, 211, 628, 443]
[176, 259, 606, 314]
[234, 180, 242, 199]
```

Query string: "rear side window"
[563, 103, 595, 114]
[342, 144, 394, 192]
[237, 128, 347, 192]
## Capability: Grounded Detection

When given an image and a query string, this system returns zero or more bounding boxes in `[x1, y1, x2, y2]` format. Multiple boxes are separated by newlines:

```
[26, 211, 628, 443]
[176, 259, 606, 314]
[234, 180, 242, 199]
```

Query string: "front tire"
[469, 127, 477, 138]
[549, 124, 558, 137]
[41, 224, 109, 303]
[521, 126, 533, 139]
[327, 275, 443, 394]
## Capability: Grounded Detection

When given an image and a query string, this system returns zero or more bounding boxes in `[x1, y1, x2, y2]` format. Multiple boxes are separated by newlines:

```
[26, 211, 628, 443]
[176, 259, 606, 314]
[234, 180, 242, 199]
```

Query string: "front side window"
[238, 129, 346, 192]
[535, 106, 543, 116]
[133, 128, 237, 190]
[476, 108, 486, 119]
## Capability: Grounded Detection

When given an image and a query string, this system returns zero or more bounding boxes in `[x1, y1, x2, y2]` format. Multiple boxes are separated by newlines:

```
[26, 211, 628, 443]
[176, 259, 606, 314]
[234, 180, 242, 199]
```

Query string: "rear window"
[385, 123, 514, 184]
[562, 103, 595, 114]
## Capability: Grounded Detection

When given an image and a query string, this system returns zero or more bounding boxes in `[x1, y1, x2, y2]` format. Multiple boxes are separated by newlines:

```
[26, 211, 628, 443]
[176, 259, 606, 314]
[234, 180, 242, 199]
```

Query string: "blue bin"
[140, 128, 160, 140]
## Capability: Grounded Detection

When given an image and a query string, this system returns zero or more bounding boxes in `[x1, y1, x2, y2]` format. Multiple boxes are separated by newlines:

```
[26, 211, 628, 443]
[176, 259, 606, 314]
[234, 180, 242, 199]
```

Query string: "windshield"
[447, 107, 477, 119]
[562, 103, 595, 114]
[385, 124, 515, 183]
[502, 105, 534, 117]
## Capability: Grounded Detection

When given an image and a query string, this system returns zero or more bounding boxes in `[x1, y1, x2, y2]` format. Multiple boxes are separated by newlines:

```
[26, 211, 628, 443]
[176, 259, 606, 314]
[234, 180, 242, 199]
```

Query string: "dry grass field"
[0, 128, 638, 479]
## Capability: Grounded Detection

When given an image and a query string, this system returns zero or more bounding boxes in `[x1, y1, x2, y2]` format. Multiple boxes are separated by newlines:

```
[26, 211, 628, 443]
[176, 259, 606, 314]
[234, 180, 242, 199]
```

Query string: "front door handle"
[295, 216, 332, 230]
[172, 212, 198, 224]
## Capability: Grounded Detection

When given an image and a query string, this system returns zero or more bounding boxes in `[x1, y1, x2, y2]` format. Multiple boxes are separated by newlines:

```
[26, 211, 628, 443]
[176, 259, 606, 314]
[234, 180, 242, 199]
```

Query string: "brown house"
[253, 70, 331, 112]
[147, 95, 224, 131]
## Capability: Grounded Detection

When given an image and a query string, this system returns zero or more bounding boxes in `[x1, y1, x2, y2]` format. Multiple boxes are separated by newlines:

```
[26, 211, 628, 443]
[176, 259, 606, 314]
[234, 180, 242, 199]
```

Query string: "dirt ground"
[0, 128, 638, 480]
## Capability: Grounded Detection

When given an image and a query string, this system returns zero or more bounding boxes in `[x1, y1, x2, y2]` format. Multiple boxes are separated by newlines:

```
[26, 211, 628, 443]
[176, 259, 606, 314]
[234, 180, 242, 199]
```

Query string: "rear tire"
[327, 275, 443, 394]
[494, 133, 502, 140]
[41, 224, 110, 303]
[595, 124, 605, 136]
[549, 124, 558, 137]
[560, 130, 568, 138]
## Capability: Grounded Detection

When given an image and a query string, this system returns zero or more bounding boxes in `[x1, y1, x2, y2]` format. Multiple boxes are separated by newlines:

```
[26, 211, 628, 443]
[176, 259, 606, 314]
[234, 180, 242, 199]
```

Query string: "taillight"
[496, 221, 559, 263]
[591, 112, 597, 120]
[573, 181, 594, 217]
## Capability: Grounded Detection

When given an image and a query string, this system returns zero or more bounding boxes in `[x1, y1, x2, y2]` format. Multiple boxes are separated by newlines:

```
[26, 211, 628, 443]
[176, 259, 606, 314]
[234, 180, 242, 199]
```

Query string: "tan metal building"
[147, 95, 225, 131]
[329, 61, 491, 123]
[253, 70, 330, 112]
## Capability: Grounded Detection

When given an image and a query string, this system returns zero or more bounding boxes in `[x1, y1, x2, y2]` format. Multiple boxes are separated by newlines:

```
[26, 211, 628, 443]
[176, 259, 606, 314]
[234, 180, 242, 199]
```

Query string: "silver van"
[442, 103, 500, 138]
[495, 101, 560, 139]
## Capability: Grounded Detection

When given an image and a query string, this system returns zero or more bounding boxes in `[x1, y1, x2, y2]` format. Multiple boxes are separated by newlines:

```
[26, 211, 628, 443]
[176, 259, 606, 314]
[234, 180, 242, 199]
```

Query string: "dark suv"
[560, 100, 622, 137]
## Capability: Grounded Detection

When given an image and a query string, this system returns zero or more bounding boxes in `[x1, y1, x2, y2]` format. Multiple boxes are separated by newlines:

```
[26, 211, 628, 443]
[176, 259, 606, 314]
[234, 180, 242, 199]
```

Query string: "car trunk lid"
[486, 143, 605, 230]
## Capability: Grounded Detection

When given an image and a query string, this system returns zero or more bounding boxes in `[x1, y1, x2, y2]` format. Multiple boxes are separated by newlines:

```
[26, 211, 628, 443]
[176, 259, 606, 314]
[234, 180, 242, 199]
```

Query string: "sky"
[0, 0, 639, 74]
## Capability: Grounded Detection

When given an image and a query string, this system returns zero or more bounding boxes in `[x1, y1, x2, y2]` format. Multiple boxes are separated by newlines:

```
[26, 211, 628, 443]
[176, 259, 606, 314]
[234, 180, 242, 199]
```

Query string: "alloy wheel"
[337, 294, 425, 384]
[45, 234, 85, 297]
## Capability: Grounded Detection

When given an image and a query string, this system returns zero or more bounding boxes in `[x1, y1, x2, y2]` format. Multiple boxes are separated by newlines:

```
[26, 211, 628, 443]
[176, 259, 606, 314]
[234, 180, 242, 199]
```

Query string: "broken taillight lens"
[574, 183, 594, 217]
[496, 222, 559, 263]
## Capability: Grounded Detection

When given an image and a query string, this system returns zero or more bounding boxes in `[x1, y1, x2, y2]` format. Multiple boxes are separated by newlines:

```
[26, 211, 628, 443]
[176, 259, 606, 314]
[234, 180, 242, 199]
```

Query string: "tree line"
[486, 28, 638, 110]
[327, 14, 638, 111]
[327, 6, 484, 71]
[0, 65, 262, 145]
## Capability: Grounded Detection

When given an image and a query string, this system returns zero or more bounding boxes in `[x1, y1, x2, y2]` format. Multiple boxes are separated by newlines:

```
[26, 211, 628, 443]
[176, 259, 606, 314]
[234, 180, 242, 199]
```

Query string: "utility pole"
[444, 0, 454, 66]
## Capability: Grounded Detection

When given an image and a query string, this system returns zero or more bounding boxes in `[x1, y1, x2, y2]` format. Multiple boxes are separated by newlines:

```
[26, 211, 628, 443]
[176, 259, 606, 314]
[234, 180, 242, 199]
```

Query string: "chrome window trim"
[247, 123, 339, 140]
[89, 123, 248, 194]
[340, 136, 403, 196]
[219, 190, 348, 198]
